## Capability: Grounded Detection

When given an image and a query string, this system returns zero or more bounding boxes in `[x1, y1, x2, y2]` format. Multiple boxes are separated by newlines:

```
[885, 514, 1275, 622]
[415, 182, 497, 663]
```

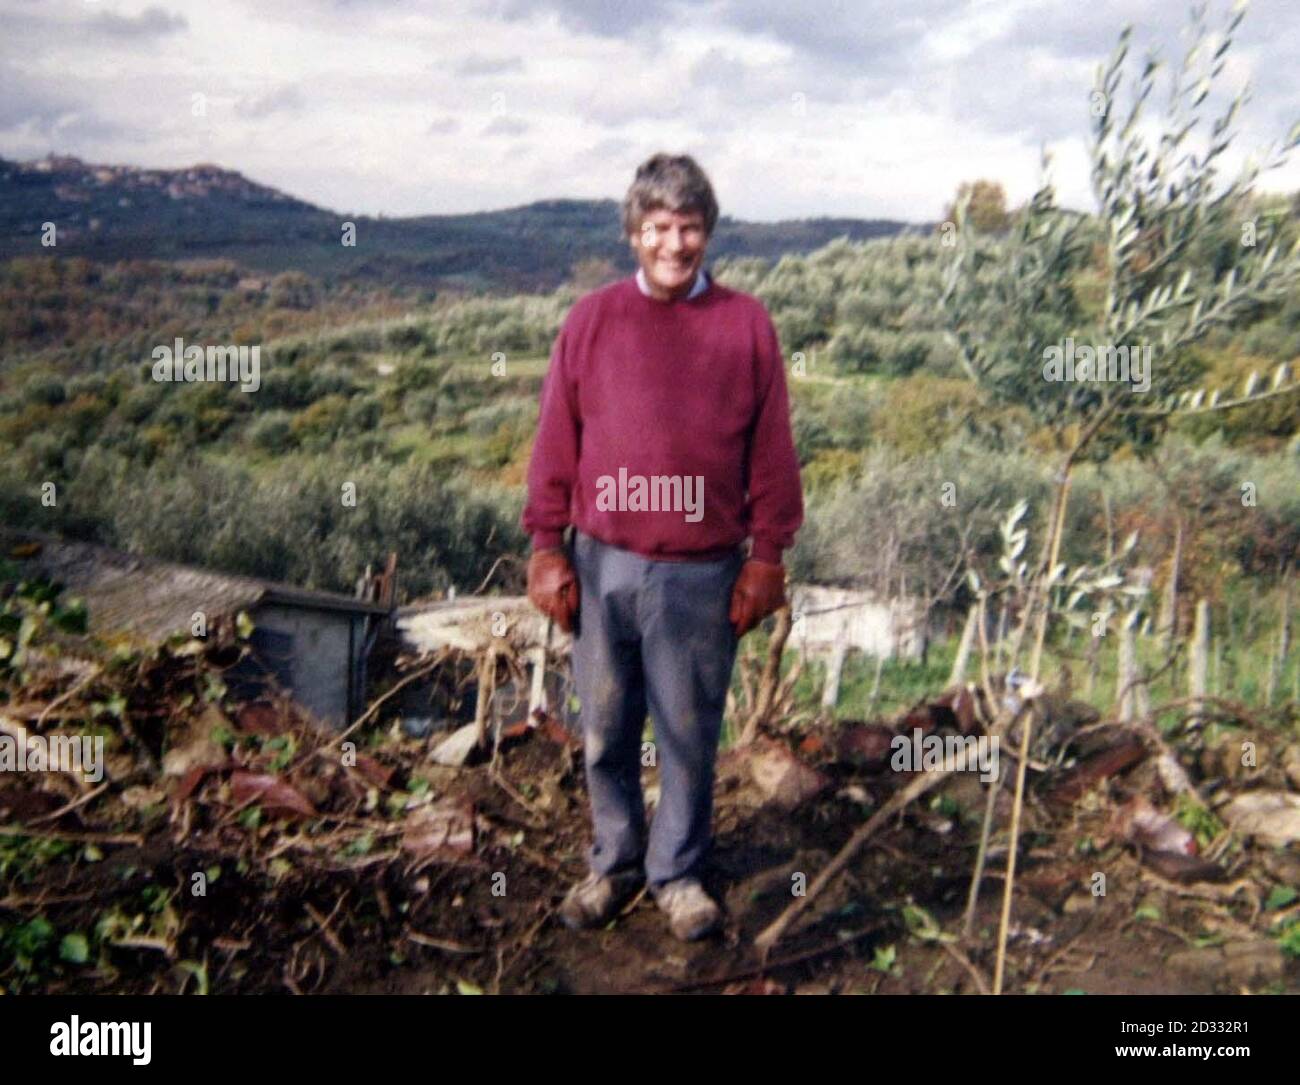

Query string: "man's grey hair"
[621, 153, 719, 240]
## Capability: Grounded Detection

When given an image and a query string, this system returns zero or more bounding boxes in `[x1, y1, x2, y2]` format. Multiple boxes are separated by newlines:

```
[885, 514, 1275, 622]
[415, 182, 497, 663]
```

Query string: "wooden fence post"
[1117, 622, 1138, 722]
[821, 626, 849, 713]
[1159, 520, 1183, 650]
[949, 604, 978, 688]
[1189, 598, 1209, 724]
[865, 651, 886, 718]
[1085, 625, 1100, 700]
[1266, 585, 1291, 707]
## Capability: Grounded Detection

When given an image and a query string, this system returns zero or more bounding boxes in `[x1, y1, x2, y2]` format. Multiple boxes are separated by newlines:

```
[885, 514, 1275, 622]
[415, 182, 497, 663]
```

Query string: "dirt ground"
[5, 697, 1298, 996]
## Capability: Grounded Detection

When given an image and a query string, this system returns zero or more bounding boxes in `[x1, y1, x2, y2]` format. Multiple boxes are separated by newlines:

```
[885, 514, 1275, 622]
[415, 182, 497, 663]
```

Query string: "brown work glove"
[527, 548, 580, 633]
[729, 559, 787, 638]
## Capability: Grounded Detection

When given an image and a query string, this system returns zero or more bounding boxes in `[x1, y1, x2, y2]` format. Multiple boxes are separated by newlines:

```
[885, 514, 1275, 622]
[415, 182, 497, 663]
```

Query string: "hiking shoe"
[652, 877, 722, 942]
[558, 869, 644, 930]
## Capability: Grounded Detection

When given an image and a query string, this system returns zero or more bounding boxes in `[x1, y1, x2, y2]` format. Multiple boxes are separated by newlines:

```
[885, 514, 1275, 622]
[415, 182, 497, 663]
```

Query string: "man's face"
[630, 207, 708, 300]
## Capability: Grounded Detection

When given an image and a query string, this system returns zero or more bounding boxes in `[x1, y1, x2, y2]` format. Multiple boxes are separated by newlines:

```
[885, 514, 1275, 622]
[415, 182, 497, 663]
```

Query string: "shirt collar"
[635, 265, 710, 300]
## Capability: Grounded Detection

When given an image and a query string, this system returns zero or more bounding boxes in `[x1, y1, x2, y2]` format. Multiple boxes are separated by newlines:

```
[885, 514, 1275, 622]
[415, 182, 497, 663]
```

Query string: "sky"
[2, 0, 1298, 223]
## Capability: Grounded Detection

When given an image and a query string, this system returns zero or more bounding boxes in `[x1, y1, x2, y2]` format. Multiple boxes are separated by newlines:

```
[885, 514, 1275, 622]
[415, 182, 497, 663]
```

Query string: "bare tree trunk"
[739, 606, 793, 746]
[527, 618, 552, 719]
[996, 452, 1076, 995]
[1027, 464, 1074, 682]
[474, 646, 499, 750]
[964, 757, 1006, 938]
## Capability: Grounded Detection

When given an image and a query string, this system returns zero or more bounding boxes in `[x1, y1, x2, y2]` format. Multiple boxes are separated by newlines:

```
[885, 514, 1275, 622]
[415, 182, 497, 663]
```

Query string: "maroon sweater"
[523, 274, 804, 563]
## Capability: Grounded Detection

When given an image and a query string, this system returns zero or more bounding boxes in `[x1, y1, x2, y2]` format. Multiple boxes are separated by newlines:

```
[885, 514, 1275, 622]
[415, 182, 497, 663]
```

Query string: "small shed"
[1, 530, 391, 728]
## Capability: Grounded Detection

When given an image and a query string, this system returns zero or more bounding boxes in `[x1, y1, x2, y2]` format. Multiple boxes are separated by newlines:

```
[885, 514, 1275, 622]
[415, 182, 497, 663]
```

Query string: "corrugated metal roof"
[1, 529, 389, 646]
[397, 597, 565, 654]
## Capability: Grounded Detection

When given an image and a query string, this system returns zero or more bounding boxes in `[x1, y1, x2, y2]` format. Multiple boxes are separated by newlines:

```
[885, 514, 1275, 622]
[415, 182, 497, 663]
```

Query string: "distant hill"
[0, 154, 920, 294]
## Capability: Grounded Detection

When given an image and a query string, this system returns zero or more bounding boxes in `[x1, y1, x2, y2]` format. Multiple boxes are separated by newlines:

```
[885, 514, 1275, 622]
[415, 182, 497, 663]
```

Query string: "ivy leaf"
[59, 933, 90, 964]
[871, 944, 897, 973]
[1265, 886, 1297, 911]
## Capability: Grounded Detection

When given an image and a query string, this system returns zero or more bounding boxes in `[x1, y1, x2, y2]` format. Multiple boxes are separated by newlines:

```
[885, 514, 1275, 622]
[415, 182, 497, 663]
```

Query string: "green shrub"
[24, 374, 66, 407]
[402, 388, 440, 426]
[247, 410, 297, 453]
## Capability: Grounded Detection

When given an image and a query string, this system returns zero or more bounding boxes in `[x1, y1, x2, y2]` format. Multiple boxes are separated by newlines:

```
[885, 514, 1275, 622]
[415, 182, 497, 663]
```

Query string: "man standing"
[523, 153, 804, 941]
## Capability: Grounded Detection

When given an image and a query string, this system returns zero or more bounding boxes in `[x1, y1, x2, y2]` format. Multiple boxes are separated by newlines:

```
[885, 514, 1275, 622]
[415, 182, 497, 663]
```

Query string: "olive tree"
[941, 0, 1300, 690]
[938, 0, 1300, 993]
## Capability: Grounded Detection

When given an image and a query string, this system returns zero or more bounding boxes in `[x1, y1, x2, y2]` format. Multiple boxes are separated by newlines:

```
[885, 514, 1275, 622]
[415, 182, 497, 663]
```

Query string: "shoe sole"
[671, 915, 722, 941]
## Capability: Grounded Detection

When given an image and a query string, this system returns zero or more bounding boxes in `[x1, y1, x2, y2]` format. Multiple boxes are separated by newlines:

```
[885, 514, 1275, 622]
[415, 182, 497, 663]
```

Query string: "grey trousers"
[568, 529, 743, 889]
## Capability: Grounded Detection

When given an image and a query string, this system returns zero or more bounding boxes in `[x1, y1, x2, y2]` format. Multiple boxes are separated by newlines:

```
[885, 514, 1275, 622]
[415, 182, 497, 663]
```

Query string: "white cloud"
[0, 0, 1295, 220]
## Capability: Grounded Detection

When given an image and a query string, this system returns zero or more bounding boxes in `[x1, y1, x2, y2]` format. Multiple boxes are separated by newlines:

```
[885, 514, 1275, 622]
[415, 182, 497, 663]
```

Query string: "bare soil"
[5, 712, 1296, 995]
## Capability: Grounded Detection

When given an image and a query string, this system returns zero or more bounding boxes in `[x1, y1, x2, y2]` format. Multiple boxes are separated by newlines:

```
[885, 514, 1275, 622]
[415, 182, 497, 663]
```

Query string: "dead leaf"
[236, 702, 288, 736]
[163, 704, 232, 777]
[352, 754, 394, 789]
[229, 772, 317, 819]
[120, 786, 166, 809]
[173, 763, 222, 801]
[798, 734, 826, 757]
[1048, 737, 1147, 805]
[1141, 850, 1226, 883]
[1113, 796, 1196, 855]
[402, 798, 476, 860]
[538, 715, 582, 750]
[834, 724, 895, 771]
[722, 977, 786, 994]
